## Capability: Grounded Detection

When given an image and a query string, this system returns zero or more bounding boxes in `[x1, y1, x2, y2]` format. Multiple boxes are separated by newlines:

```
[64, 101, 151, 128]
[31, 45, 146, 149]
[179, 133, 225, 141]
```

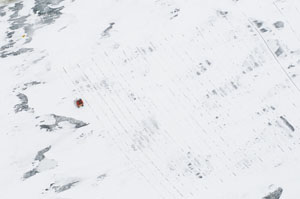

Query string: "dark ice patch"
[205, 60, 211, 65]
[280, 116, 295, 132]
[0, 2, 29, 58]
[52, 181, 79, 193]
[14, 93, 32, 113]
[35, 146, 51, 161]
[253, 20, 263, 28]
[0, 5, 6, 16]
[7, 1, 32, 41]
[53, 114, 88, 128]
[32, 55, 46, 64]
[101, 22, 115, 37]
[6, 31, 14, 38]
[170, 8, 180, 19]
[1, 0, 66, 58]
[217, 10, 228, 17]
[40, 114, 88, 131]
[9, 15, 30, 30]
[230, 81, 238, 89]
[273, 21, 284, 29]
[0, 40, 15, 51]
[260, 28, 268, 33]
[263, 187, 283, 199]
[275, 47, 283, 57]
[183, 152, 212, 179]
[23, 168, 38, 179]
[1, 2, 33, 58]
[40, 124, 57, 131]
[24, 81, 42, 86]
[8, 1, 23, 17]
[97, 173, 107, 181]
[22, 81, 43, 90]
[32, 0, 64, 25]
[1, 47, 33, 58]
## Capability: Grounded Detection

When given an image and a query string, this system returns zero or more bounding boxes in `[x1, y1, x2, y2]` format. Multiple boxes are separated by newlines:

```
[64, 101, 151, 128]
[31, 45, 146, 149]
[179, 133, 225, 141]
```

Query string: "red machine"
[76, 99, 84, 108]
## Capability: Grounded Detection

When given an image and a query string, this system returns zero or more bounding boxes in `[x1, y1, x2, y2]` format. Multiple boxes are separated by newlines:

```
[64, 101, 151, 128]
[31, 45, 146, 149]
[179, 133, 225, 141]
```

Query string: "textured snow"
[1, 0, 300, 198]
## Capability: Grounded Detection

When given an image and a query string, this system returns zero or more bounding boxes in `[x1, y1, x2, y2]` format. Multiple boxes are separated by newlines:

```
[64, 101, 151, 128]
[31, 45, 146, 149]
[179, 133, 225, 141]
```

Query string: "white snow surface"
[1, 0, 300, 198]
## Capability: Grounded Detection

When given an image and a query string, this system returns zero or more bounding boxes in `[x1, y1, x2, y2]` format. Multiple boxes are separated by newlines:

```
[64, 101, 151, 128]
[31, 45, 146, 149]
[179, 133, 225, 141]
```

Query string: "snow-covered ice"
[1, 0, 300, 198]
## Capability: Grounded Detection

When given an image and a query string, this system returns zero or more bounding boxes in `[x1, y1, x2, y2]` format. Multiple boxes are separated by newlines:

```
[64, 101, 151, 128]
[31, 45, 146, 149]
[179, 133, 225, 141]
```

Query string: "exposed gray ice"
[40, 124, 57, 131]
[263, 187, 283, 199]
[217, 10, 228, 17]
[23, 168, 38, 179]
[23, 146, 56, 180]
[170, 8, 180, 19]
[280, 116, 295, 132]
[1, 48, 33, 58]
[0, 5, 6, 16]
[101, 22, 115, 37]
[1, 0, 66, 58]
[8, 1, 23, 17]
[253, 20, 263, 28]
[0, 2, 26, 57]
[35, 146, 51, 161]
[9, 15, 29, 30]
[32, 0, 64, 25]
[40, 114, 88, 131]
[260, 28, 268, 33]
[97, 174, 107, 181]
[22, 81, 43, 90]
[14, 93, 31, 113]
[273, 21, 284, 29]
[52, 181, 79, 193]
[275, 47, 283, 57]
